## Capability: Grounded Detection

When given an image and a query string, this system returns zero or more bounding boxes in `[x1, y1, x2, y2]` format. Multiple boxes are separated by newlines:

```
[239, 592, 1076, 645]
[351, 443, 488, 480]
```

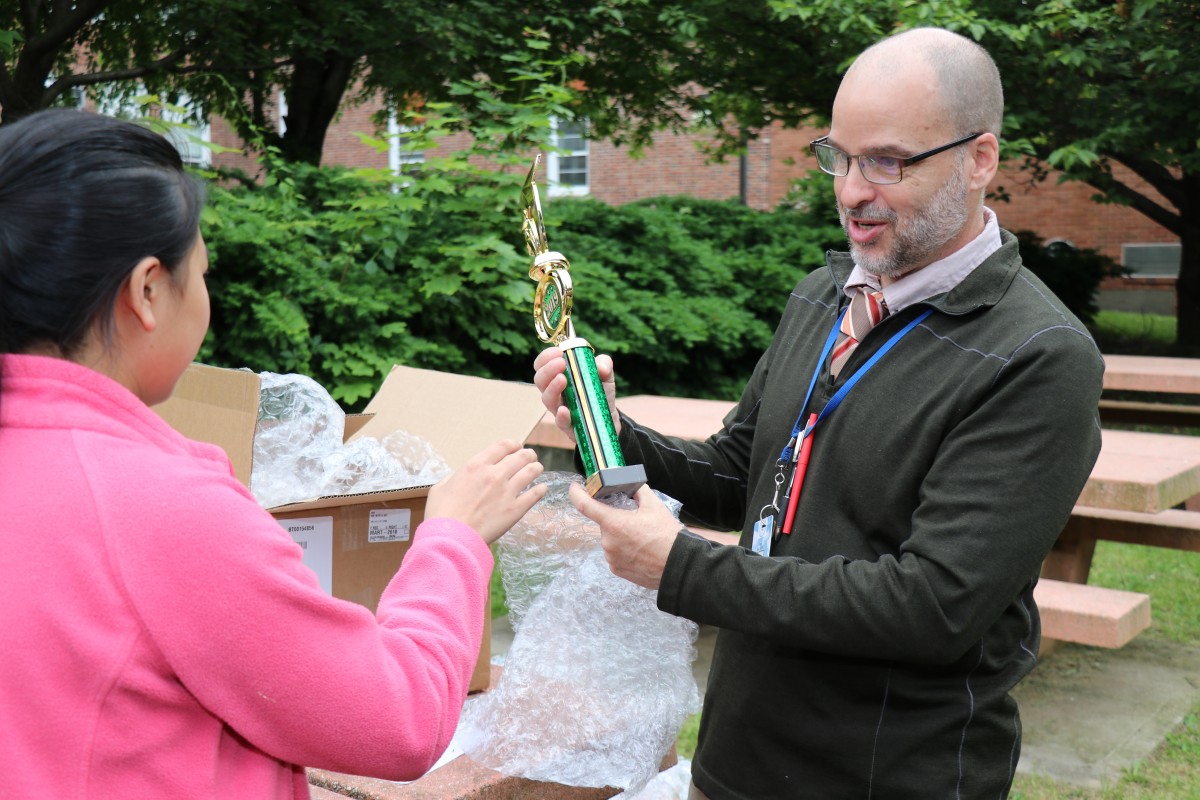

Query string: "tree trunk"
[1, 52, 55, 125]
[276, 54, 355, 166]
[1175, 216, 1200, 352]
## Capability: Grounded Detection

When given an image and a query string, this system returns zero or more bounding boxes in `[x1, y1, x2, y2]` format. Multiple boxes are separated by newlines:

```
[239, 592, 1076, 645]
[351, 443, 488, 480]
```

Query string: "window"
[387, 110, 425, 175]
[95, 87, 211, 168]
[277, 89, 288, 135]
[546, 117, 589, 196]
[1122, 243, 1181, 278]
[162, 103, 212, 168]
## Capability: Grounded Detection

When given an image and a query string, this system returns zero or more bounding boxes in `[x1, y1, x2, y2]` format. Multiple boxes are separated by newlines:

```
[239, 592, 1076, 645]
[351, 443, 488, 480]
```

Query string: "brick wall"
[991, 162, 1175, 263]
[207, 96, 1180, 299]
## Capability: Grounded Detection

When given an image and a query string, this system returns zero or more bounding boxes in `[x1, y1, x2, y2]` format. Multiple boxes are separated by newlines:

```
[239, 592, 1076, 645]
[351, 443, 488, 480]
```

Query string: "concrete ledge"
[310, 748, 676, 800]
[311, 760, 620, 800]
[1035, 578, 1151, 649]
[310, 786, 352, 800]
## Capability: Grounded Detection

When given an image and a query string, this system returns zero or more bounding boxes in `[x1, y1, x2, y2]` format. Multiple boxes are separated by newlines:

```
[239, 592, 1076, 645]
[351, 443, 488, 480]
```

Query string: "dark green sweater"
[619, 231, 1104, 798]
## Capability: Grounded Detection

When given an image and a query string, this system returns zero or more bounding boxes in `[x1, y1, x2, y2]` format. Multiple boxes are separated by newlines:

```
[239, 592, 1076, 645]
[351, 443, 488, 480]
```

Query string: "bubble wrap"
[458, 473, 701, 794]
[614, 757, 692, 799]
[248, 372, 449, 508]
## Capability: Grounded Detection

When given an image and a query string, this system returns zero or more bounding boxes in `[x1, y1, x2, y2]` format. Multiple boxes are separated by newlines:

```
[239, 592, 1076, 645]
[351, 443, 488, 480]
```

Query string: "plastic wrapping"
[615, 758, 692, 800]
[248, 371, 448, 508]
[458, 473, 701, 794]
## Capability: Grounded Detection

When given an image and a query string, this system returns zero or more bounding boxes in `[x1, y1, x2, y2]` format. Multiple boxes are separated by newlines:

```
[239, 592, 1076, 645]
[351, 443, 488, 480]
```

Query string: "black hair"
[0, 109, 206, 367]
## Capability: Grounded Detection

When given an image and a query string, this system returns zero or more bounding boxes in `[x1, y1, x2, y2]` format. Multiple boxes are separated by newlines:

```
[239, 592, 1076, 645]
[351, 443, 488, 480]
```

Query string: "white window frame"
[95, 86, 211, 168]
[162, 98, 212, 169]
[387, 109, 426, 175]
[1122, 243, 1181, 279]
[546, 117, 589, 197]
[277, 89, 288, 135]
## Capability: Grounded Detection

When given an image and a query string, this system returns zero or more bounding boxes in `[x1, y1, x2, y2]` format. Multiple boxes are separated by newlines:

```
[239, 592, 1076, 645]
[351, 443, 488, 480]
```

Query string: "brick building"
[209, 101, 1179, 314]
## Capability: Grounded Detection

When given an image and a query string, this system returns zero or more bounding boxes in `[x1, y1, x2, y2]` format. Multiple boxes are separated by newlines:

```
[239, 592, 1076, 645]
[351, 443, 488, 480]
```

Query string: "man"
[533, 27, 1103, 799]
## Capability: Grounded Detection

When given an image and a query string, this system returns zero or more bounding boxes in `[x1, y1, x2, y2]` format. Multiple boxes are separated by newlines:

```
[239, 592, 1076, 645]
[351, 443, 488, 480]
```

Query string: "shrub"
[1014, 230, 1126, 325]
[198, 161, 842, 407]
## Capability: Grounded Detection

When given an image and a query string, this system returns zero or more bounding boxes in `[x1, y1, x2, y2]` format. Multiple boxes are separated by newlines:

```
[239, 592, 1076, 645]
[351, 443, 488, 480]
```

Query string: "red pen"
[781, 413, 817, 535]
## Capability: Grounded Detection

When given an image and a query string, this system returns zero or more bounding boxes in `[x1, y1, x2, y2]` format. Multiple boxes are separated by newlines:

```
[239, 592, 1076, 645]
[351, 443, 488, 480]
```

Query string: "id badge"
[752, 515, 774, 556]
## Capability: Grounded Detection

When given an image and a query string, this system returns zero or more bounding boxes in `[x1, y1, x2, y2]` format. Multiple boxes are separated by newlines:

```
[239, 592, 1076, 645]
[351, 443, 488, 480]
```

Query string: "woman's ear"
[119, 256, 168, 333]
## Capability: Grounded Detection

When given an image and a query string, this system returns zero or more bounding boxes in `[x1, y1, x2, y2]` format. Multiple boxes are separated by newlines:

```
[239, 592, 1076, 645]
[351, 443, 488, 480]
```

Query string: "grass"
[1092, 309, 1177, 349]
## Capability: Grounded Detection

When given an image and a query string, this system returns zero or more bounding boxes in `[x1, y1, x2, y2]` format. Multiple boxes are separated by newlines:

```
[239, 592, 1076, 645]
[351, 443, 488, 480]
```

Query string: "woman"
[0, 109, 545, 798]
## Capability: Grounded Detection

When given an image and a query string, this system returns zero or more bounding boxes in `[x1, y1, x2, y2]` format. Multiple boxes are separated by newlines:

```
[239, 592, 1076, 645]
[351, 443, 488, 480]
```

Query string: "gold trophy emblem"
[521, 155, 646, 498]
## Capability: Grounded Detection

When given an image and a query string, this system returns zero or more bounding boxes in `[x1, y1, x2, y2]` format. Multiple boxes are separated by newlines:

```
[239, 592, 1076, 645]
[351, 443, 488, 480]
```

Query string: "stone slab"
[1015, 637, 1200, 787]
[1103, 354, 1200, 395]
[1079, 429, 1200, 513]
[1035, 579, 1151, 648]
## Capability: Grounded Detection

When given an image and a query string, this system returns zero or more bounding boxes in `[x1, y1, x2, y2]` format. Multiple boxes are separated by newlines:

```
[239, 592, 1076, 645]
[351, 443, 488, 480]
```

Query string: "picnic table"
[1099, 354, 1200, 427]
[1102, 354, 1200, 394]
[529, 387, 1200, 649]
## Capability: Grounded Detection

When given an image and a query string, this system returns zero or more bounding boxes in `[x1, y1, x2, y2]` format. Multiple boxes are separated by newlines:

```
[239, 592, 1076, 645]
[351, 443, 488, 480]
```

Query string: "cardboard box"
[153, 363, 548, 692]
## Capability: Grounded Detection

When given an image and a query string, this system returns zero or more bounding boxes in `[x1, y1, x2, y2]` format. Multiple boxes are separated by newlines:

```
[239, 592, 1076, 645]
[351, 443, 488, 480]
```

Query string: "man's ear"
[969, 132, 1000, 192]
[120, 256, 167, 333]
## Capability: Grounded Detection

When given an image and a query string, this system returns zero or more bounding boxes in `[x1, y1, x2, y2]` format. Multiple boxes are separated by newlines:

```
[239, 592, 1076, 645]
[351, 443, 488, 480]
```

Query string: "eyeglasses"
[809, 132, 983, 185]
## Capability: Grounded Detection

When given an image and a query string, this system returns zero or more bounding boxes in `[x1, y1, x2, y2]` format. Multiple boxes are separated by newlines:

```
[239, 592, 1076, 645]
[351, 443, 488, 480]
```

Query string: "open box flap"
[152, 363, 260, 487]
[357, 364, 548, 472]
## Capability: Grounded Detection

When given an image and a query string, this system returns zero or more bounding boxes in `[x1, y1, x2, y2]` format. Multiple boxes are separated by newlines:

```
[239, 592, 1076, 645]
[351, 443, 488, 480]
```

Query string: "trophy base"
[585, 464, 648, 499]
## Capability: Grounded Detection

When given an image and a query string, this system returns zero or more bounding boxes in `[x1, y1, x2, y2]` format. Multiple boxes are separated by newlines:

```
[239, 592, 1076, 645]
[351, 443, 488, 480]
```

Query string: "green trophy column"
[558, 337, 644, 496]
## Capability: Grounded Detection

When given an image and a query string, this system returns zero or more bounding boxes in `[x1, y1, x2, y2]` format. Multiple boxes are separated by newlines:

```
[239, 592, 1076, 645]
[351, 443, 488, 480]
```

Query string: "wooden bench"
[1099, 398, 1200, 428]
[1034, 578, 1150, 649]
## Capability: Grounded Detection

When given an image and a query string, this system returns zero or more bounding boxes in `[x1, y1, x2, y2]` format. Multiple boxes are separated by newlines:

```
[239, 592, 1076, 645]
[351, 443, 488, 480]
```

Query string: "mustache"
[842, 205, 898, 224]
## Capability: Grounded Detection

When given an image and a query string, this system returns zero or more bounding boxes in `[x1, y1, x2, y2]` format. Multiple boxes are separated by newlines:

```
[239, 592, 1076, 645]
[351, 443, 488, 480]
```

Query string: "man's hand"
[533, 346, 621, 444]
[425, 440, 546, 544]
[568, 483, 678, 590]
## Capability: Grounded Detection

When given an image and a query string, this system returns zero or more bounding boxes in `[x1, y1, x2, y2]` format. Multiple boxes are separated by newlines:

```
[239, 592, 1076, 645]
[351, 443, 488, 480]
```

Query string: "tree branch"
[22, 0, 111, 63]
[1110, 152, 1188, 210]
[1083, 168, 1182, 236]
[41, 46, 189, 104]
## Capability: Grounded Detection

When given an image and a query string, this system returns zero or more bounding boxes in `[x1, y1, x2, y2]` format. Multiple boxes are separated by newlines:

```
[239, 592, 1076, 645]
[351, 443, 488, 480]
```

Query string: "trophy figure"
[521, 155, 647, 498]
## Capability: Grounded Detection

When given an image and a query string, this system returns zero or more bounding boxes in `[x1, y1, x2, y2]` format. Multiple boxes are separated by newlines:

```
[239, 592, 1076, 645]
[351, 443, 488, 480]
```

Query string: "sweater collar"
[826, 228, 1022, 317]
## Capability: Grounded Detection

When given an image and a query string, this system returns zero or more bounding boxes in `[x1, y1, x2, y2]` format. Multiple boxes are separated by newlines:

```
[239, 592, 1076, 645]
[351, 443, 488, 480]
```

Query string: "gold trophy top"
[522, 155, 571, 280]
[522, 155, 575, 343]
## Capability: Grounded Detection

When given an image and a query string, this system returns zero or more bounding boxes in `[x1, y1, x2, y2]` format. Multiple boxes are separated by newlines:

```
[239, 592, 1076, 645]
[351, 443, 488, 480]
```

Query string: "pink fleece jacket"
[0, 354, 493, 798]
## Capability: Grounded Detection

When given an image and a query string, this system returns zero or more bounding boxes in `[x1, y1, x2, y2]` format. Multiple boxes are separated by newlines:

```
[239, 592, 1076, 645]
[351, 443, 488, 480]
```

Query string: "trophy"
[521, 155, 647, 498]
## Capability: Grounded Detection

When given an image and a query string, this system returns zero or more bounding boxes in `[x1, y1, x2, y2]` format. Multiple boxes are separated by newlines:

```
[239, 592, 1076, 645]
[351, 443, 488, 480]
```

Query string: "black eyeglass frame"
[809, 132, 984, 185]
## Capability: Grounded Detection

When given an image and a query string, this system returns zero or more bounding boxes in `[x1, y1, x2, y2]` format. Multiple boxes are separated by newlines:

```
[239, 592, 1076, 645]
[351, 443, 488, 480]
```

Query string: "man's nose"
[835, 159, 879, 211]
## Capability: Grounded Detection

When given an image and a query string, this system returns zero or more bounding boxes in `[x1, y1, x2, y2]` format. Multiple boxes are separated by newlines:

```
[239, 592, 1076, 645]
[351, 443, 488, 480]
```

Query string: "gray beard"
[839, 166, 971, 280]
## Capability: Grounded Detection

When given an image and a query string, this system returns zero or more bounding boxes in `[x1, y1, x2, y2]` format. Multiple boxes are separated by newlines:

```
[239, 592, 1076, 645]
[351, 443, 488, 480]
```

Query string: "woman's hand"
[425, 440, 546, 544]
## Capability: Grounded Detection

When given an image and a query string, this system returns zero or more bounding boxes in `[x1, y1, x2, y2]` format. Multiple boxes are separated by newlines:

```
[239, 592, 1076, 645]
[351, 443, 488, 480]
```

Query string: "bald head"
[846, 27, 1003, 138]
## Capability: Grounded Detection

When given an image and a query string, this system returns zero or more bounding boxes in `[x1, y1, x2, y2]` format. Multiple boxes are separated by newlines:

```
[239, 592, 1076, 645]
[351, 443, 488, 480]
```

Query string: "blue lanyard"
[778, 306, 934, 463]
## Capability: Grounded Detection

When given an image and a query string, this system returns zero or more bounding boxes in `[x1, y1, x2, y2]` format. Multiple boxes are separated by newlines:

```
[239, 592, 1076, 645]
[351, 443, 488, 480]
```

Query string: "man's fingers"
[631, 484, 657, 507]
[568, 481, 609, 525]
[594, 353, 614, 380]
